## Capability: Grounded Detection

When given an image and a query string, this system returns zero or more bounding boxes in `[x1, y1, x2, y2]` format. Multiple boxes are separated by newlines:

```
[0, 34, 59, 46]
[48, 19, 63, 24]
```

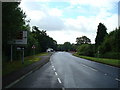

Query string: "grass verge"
[73, 53, 120, 67]
[3, 52, 49, 76]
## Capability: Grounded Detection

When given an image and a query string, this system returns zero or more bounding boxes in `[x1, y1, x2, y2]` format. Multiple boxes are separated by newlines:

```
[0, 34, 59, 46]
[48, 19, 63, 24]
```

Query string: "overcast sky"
[19, 0, 119, 44]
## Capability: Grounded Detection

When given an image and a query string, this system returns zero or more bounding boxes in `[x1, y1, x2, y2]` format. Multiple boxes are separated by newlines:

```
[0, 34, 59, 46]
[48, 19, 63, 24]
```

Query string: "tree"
[99, 27, 120, 59]
[76, 36, 91, 45]
[95, 23, 108, 47]
[2, 2, 26, 61]
[62, 42, 72, 51]
[32, 26, 57, 52]
[77, 44, 94, 57]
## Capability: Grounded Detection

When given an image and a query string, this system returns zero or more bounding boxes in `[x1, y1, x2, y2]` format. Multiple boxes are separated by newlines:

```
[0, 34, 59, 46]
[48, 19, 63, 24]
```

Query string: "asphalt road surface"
[12, 52, 120, 88]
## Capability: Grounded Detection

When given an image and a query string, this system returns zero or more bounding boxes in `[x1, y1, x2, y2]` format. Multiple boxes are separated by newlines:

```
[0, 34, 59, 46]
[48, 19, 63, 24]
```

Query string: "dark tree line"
[2, 2, 57, 62]
[57, 42, 76, 52]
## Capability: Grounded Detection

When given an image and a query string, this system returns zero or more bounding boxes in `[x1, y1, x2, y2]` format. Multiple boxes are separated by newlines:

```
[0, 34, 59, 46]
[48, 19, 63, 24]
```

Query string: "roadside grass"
[73, 53, 120, 67]
[3, 52, 49, 76]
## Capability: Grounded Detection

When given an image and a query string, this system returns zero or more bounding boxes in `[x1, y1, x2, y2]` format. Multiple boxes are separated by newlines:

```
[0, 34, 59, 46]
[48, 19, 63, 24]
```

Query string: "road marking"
[55, 72, 58, 76]
[52, 66, 54, 68]
[62, 87, 65, 90]
[89, 67, 98, 72]
[53, 68, 56, 71]
[104, 73, 107, 76]
[57, 78, 62, 83]
[81, 64, 98, 72]
[115, 78, 120, 81]
[5, 70, 33, 88]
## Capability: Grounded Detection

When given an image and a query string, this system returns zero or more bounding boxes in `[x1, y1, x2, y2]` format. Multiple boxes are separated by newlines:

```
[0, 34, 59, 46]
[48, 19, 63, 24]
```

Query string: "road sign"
[17, 31, 23, 39]
[14, 31, 27, 44]
[8, 31, 27, 45]
[7, 31, 27, 63]
[32, 45, 35, 49]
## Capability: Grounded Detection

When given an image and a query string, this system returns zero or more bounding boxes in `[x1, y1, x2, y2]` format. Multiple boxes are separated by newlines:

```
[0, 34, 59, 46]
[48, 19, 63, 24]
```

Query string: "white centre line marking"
[53, 68, 56, 71]
[115, 78, 120, 81]
[104, 73, 107, 76]
[57, 78, 62, 83]
[55, 72, 58, 76]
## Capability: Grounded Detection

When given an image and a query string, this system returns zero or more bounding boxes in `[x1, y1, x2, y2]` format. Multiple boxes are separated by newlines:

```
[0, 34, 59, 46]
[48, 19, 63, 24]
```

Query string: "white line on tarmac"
[5, 71, 33, 88]
[55, 72, 58, 76]
[89, 67, 98, 72]
[104, 73, 107, 76]
[81, 64, 98, 72]
[57, 78, 62, 83]
[53, 68, 56, 71]
[115, 78, 120, 81]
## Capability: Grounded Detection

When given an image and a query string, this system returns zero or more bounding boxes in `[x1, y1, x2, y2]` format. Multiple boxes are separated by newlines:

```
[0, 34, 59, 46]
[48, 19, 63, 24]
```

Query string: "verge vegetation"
[3, 52, 49, 76]
[73, 53, 120, 67]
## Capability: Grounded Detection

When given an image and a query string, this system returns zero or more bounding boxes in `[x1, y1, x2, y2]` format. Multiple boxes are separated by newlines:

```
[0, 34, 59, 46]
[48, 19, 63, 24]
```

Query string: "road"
[12, 52, 120, 88]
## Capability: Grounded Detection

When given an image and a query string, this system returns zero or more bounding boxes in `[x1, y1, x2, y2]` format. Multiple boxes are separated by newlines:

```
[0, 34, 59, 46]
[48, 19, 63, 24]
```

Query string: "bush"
[77, 44, 94, 57]
[101, 52, 120, 59]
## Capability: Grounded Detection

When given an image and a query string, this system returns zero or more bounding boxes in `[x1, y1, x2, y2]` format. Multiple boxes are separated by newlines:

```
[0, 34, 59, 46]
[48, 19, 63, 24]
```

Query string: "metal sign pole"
[11, 44, 13, 62]
[22, 48, 24, 64]
[34, 48, 35, 55]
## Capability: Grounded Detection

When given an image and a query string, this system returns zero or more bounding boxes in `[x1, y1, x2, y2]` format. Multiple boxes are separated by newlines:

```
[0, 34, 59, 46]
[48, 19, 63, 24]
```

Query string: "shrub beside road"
[3, 52, 49, 76]
[73, 53, 120, 67]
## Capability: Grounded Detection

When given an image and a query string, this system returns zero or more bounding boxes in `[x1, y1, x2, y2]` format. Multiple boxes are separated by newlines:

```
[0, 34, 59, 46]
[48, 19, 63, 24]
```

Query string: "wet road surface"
[12, 52, 120, 88]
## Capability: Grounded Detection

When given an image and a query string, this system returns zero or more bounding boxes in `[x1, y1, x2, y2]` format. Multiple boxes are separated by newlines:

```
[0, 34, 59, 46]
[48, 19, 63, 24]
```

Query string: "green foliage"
[2, 2, 26, 61]
[2, 2, 57, 62]
[76, 36, 91, 45]
[99, 27, 120, 59]
[101, 52, 120, 59]
[32, 26, 57, 52]
[3, 52, 49, 76]
[77, 44, 94, 57]
[57, 42, 76, 51]
[95, 23, 108, 47]
[73, 53, 120, 67]
[63, 42, 72, 51]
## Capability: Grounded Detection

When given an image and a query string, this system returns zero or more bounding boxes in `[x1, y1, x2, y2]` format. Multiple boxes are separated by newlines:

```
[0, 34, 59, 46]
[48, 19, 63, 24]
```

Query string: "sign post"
[8, 31, 27, 64]
[11, 44, 13, 62]
[32, 45, 35, 55]
[22, 48, 24, 64]
[15, 31, 27, 64]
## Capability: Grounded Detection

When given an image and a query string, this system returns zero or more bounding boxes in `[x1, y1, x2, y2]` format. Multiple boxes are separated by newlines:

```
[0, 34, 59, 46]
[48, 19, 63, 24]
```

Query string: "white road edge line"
[57, 78, 62, 83]
[115, 78, 120, 81]
[55, 72, 58, 76]
[89, 67, 98, 72]
[5, 71, 33, 88]
[81, 64, 98, 72]
[62, 87, 65, 90]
